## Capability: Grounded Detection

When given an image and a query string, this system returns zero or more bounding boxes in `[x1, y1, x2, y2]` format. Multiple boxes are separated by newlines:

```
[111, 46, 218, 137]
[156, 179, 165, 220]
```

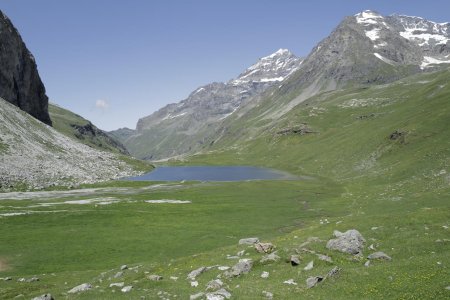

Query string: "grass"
[0, 70, 449, 299]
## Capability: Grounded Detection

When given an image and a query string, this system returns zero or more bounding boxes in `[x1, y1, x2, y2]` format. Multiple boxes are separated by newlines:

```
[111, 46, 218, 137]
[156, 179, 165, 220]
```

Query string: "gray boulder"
[31, 294, 54, 300]
[368, 251, 392, 261]
[147, 274, 163, 281]
[190, 292, 205, 300]
[306, 276, 324, 288]
[206, 288, 231, 300]
[260, 252, 281, 263]
[68, 283, 92, 294]
[187, 266, 207, 280]
[239, 237, 260, 245]
[206, 279, 224, 291]
[225, 259, 253, 277]
[326, 229, 365, 254]
[121, 285, 132, 293]
[255, 242, 275, 254]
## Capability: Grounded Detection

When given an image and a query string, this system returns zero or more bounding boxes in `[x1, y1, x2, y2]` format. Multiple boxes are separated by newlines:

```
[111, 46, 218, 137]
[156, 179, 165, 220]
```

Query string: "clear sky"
[1, 0, 449, 131]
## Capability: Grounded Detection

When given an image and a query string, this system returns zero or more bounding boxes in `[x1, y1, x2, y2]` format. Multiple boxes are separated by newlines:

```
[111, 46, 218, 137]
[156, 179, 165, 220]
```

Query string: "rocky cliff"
[0, 10, 52, 125]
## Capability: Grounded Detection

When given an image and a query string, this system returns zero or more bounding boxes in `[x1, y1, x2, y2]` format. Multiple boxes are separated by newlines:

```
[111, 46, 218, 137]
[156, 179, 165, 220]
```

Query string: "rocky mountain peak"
[0, 10, 52, 125]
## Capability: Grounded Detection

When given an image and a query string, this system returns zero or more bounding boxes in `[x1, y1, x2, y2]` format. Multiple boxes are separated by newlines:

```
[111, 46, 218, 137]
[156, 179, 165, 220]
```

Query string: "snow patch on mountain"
[421, 56, 450, 69]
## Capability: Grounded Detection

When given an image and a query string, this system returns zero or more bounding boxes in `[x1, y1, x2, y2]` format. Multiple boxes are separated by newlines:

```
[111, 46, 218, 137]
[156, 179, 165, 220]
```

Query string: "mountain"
[0, 97, 142, 191]
[0, 10, 52, 125]
[49, 103, 129, 155]
[110, 49, 303, 160]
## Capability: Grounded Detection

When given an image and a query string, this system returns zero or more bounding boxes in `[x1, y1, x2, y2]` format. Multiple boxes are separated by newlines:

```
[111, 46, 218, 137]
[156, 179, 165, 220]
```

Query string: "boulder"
[260, 252, 281, 263]
[262, 291, 274, 299]
[306, 276, 323, 288]
[326, 266, 341, 278]
[304, 260, 314, 271]
[206, 288, 231, 300]
[261, 271, 270, 279]
[206, 279, 223, 291]
[187, 267, 207, 280]
[147, 274, 163, 281]
[326, 229, 365, 254]
[31, 294, 54, 300]
[109, 282, 124, 288]
[238, 237, 259, 245]
[121, 285, 132, 293]
[120, 265, 128, 270]
[68, 283, 92, 294]
[255, 242, 275, 254]
[225, 259, 253, 277]
[190, 292, 205, 300]
[368, 251, 392, 261]
[290, 255, 301, 266]
[317, 254, 333, 263]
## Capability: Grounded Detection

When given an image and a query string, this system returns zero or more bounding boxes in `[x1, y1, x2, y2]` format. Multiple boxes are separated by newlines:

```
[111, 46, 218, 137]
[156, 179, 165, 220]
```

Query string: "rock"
[4, 277, 12, 281]
[190, 292, 205, 300]
[261, 271, 270, 279]
[31, 294, 54, 300]
[299, 237, 323, 248]
[0, 11, 52, 125]
[327, 266, 341, 278]
[147, 274, 163, 281]
[290, 255, 301, 266]
[26, 276, 39, 282]
[68, 283, 92, 294]
[238, 237, 259, 245]
[326, 229, 365, 254]
[317, 254, 333, 263]
[304, 260, 314, 271]
[225, 259, 253, 277]
[306, 276, 323, 288]
[113, 271, 124, 278]
[283, 279, 297, 285]
[109, 282, 125, 288]
[262, 291, 274, 299]
[260, 252, 281, 263]
[121, 285, 132, 293]
[206, 288, 231, 300]
[255, 242, 275, 254]
[206, 279, 223, 291]
[217, 266, 230, 271]
[190, 281, 199, 287]
[446, 286, 450, 290]
[237, 250, 245, 256]
[187, 266, 210, 280]
[120, 264, 128, 270]
[364, 260, 370, 267]
[170, 276, 178, 281]
[368, 251, 392, 261]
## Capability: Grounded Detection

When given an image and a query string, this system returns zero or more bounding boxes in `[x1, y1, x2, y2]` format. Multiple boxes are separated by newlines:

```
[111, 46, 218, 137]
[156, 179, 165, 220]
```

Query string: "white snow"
[355, 10, 383, 25]
[373, 53, 395, 65]
[258, 77, 285, 82]
[365, 28, 381, 41]
[193, 87, 205, 95]
[421, 56, 450, 69]
[162, 112, 187, 121]
[396, 15, 450, 46]
[219, 106, 240, 120]
[400, 29, 449, 46]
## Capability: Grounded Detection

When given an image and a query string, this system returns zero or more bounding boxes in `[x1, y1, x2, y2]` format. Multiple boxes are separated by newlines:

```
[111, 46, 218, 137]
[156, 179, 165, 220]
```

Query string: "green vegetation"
[0, 70, 449, 299]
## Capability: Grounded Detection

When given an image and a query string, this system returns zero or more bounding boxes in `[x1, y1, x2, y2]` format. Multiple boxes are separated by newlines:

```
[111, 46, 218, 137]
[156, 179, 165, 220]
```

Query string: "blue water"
[126, 166, 296, 182]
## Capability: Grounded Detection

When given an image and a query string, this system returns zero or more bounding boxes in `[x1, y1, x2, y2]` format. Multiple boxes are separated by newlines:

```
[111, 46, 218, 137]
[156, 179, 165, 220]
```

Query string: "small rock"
[206, 288, 231, 300]
[260, 252, 281, 263]
[217, 266, 230, 271]
[187, 267, 207, 280]
[306, 276, 323, 288]
[326, 229, 365, 254]
[26, 277, 39, 282]
[31, 294, 54, 300]
[206, 279, 223, 291]
[368, 251, 392, 261]
[190, 292, 205, 300]
[147, 274, 163, 281]
[237, 250, 245, 256]
[364, 260, 370, 267]
[327, 266, 341, 278]
[239, 237, 259, 245]
[262, 291, 273, 299]
[121, 285, 132, 293]
[190, 281, 199, 287]
[114, 271, 124, 278]
[68, 283, 92, 294]
[290, 255, 301, 266]
[4, 277, 12, 281]
[317, 254, 332, 263]
[261, 271, 270, 279]
[368, 244, 376, 250]
[255, 242, 275, 254]
[120, 265, 128, 271]
[170, 276, 178, 281]
[109, 282, 125, 288]
[304, 260, 314, 271]
[445, 286, 450, 290]
[225, 259, 253, 277]
[283, 279, 297, 285]
[17, 278, 26, 282]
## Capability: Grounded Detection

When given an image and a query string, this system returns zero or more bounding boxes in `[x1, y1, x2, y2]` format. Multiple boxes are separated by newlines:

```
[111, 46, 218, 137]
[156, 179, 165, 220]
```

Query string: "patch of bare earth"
[0, 257, 11, 272]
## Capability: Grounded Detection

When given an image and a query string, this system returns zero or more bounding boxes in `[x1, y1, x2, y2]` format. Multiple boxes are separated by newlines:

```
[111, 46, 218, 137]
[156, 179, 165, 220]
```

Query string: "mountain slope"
[0, 10, 52, 125]
[49, 103, 129, 155]
[111, 49, 303, 160]
[0, 98, 142, 191]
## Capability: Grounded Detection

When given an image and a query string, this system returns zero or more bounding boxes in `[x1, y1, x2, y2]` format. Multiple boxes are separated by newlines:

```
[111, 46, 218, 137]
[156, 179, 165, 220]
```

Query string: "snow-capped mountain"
[110, 49, 303, 159]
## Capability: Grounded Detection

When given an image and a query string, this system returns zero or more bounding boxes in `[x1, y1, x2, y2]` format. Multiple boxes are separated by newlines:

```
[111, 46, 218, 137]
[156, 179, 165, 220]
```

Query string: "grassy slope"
[0, 70, 449, 299]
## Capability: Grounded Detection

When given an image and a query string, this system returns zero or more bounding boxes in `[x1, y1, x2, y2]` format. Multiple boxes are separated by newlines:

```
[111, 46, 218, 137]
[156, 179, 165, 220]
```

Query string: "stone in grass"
[3, 277, 12, 281]
[190, 292, 205, 300]
[255, 242, 275, 254]
[326, 229, 365, 255]
[304, 261, 314, 271]
[262, 291, 274, 299]
[120, 264, 128, 270]
[206, 288, 232, 299]
[31, 294, 54, 300]
[306, 276, 324, 288]
[26, 276, 39, 282]
[283, 279, 297, 285]
[239, 237, 259, 245]
[224, 259, 253, 278]
[113, 271, 124, 278]
[261, 271, 270, 279]
[368, 251, 392, 261]
[109, 282, 125, 288]
[364, 260, 370, 267]
[317, 254, 333, 263]
[290, 255, 301, 266]
[147, 274, 163, 281]
[68, 283, 92, 293]
[121, 285, 132, 293]
[206, 279, 223, 291]
[326, 266, 341, 278]
[260, 252, 281, 263]
[187, 267, 207, 280]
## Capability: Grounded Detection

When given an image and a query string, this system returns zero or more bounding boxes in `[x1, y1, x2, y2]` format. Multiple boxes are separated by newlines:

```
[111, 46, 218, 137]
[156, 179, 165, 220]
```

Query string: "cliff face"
[0, 10, 52, 125]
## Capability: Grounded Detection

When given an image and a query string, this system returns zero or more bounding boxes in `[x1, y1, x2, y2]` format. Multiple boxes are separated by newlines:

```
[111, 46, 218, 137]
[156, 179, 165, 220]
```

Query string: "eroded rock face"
[0, 10, 52, 125]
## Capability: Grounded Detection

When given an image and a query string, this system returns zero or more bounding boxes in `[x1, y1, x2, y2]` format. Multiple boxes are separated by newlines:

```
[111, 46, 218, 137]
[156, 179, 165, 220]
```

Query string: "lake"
[126, 166, 296, 182]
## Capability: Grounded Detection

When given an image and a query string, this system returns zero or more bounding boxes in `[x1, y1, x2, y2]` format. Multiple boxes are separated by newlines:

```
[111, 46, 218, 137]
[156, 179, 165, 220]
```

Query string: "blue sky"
[1, 0, 449, 130]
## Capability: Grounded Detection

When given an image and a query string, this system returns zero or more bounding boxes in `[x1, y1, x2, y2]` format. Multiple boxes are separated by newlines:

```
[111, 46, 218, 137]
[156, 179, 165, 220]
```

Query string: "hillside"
[49, 103, 129, 155]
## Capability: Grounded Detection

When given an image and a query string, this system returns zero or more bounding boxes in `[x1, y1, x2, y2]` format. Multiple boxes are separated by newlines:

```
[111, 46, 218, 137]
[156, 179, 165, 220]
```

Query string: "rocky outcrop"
[0, 10, 52, 125]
